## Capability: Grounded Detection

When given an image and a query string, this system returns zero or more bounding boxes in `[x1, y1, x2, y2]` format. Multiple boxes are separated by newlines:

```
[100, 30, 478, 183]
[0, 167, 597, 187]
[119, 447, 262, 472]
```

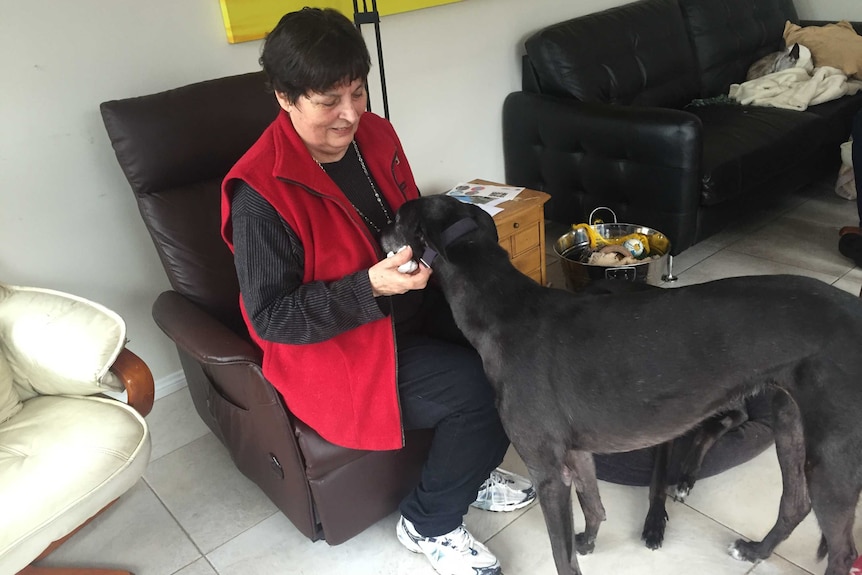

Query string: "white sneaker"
[396, 515, 501, 575]
[471, 468, 536, 512]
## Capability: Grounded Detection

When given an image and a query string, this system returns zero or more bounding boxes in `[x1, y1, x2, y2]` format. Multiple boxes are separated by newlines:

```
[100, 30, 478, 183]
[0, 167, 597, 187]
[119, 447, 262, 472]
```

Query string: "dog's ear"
[467, 203, 498, 242]
[413, 196, 454, 261]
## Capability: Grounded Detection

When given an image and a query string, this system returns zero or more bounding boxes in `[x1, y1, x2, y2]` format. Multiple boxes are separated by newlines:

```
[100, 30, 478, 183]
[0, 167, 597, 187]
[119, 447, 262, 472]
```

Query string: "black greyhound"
[579, 280, 755, 550]
[380, 194, 862, 575]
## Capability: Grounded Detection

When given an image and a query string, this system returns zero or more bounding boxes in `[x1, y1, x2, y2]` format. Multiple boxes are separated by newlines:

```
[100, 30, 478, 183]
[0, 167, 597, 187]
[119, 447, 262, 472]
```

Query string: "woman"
[839, 110, 862, 267]
[219, 8, 534, 575]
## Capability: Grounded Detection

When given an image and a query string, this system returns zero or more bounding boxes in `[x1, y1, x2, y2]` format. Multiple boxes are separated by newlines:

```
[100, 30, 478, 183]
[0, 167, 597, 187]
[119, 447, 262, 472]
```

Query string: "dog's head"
[381, 195, 498, 268]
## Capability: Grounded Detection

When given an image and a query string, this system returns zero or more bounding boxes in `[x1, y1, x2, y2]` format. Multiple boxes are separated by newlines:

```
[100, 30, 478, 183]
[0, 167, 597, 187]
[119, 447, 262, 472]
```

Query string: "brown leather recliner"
[99, 72, 432, 545]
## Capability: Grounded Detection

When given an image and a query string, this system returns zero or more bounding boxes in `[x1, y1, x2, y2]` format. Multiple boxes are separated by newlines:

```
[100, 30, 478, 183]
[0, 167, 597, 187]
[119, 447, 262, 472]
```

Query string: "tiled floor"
[42, 177, 862, 575]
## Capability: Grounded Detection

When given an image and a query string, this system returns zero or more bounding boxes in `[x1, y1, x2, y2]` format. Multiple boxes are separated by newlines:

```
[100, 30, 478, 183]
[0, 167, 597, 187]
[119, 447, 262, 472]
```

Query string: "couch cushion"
[680, 0, 799, 97]
[0, 395, 150, 573]
[0, 284, 126, 400]
[689, 104, 824, 205]
[784, 21, 862, 78]
[524, 0, 700, 108]
[0, 354, 21, 425]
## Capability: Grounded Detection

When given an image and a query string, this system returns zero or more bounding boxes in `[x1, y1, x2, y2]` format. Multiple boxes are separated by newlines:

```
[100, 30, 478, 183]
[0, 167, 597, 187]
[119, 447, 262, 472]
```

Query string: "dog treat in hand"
[386, 245, 419, 273]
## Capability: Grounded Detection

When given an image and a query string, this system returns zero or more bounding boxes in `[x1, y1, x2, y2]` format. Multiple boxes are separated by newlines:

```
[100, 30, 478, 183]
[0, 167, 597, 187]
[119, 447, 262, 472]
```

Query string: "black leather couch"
[503, 0, 862, 274]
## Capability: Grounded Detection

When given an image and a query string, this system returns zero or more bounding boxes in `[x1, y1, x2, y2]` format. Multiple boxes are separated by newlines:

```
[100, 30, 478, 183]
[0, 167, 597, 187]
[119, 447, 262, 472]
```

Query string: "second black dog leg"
[676, 407, 748, 500]
[730, 389, 810, 562]
[642, 442, 671, 549]
[568, 450, 607, 555]
[532, 464, 582, 575]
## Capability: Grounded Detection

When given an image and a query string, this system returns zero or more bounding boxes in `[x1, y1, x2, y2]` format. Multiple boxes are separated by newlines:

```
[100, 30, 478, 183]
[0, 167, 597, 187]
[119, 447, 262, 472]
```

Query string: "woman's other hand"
[369, 246, 431, 296]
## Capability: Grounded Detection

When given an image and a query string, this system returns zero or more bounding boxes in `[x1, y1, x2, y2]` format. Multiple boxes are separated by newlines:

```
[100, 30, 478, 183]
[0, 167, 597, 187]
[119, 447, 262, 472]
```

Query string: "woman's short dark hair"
[260, 8, 371, 103]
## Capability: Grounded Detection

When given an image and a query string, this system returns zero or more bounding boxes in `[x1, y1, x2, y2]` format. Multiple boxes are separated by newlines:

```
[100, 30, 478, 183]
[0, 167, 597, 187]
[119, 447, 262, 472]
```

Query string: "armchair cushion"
[0, 284, 126, 400]
[0, 395, 150, 573]
[0, 353, 21, 424]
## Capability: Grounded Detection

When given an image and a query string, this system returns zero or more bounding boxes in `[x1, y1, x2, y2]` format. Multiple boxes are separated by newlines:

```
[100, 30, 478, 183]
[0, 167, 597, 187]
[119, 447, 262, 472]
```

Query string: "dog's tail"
[817, 534, 828, 561]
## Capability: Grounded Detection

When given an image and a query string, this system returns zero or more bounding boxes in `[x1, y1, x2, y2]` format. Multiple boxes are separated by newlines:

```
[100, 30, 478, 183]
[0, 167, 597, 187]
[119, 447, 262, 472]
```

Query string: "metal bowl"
[553, 217, 671, 292]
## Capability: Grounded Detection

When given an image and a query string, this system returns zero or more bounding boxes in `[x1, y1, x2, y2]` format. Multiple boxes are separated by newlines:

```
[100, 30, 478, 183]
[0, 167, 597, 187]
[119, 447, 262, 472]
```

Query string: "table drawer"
[509, 245, 542, 277]
[495, 205, 542, 243]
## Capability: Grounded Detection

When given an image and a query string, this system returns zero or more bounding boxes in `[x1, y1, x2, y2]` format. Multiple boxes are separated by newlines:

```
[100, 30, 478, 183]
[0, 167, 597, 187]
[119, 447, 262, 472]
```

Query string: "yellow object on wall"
[219, 0, 463, 44]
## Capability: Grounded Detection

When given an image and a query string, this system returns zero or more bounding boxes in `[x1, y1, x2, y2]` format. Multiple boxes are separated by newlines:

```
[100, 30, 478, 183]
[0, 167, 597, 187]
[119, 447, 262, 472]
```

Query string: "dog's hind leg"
[567, 450, 607, 556]
[730, 389, 810, 562]
[642, 442, 671, 550]
[675, 406, 748, 501]
[807, 460, 859, 575]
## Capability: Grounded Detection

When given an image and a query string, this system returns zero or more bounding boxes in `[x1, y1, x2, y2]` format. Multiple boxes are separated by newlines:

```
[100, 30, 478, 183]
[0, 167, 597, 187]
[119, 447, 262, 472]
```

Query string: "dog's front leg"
[568, 450, 607, 556]
[642, 442, 670, 549]
[532, 465, 583, 575]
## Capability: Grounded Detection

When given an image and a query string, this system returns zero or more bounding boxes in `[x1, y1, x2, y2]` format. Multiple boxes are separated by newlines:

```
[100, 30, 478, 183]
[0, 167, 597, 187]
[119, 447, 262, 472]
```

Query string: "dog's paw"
[671, 487, 689, 503]
[575, 532, 596, 555]
[641, 511, 668, 550]
[728, 539, 767, 563]
[673, 476, 695, 502]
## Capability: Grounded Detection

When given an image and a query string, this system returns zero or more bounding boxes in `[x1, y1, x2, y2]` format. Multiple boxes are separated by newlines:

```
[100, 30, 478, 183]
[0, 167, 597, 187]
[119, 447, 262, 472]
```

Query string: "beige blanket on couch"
[729, 66, 862, 111]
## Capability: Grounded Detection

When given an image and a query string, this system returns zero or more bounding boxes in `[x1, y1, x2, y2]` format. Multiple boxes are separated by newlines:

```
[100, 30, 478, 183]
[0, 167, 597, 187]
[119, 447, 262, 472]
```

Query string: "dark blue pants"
[854, 110, 862, 226]
[396, 334, 510, 536]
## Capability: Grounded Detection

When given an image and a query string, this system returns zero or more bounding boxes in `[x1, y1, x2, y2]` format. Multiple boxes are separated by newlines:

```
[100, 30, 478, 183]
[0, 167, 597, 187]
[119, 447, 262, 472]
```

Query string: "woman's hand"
[369, 246, 432, 296]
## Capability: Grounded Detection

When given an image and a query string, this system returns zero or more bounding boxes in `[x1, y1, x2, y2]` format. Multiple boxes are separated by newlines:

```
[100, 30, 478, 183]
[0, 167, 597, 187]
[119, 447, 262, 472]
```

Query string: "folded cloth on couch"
[730, 65, 862, 111]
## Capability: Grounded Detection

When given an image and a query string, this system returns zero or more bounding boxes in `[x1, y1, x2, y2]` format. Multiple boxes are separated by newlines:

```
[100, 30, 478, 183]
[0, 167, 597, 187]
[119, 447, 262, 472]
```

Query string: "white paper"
[444, 183, 524, 216]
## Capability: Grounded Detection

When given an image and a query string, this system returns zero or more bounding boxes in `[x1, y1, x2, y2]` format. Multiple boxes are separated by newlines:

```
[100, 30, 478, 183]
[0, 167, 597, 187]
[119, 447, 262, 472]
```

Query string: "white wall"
[795, 0, 861, 20]
[0, 0, 857, 394]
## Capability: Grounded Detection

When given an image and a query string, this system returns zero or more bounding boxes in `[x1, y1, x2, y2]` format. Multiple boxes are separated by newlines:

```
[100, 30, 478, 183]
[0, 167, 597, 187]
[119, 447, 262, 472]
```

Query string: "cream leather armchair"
[0, 284, 153, 575]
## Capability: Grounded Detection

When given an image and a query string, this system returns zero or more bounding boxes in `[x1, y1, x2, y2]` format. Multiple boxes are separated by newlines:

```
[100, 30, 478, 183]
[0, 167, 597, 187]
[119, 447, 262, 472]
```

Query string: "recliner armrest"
[503, 91, 703, 254]
[152, 290, 262, 365]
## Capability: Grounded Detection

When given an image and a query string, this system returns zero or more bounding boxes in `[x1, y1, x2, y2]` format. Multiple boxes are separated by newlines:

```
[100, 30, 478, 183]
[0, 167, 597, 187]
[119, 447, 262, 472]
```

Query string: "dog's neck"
[419, 217, 478, 268]
[434, 238, 537, 339]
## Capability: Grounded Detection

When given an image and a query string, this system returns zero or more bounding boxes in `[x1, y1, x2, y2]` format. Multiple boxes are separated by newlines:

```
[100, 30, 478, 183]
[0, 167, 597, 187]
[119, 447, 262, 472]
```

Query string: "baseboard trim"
[154, 370, 187, 400]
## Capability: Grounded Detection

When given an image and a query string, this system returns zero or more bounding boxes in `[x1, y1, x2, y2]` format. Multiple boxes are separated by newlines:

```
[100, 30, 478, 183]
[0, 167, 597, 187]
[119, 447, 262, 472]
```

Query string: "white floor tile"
[488, 480, 812, 575]
[683, 446, 862, 575]
[834, 266, 862, 295]
[39, 480, 202, 575]
[726, 216, 855, 278]
[173, 557, 219, 575]
[667, 250, 839, 288]
[145, 388, 211, 462]
[144, 433, 278, 554]
[783, 192, 858, 228]
[207, 511, 437, 575]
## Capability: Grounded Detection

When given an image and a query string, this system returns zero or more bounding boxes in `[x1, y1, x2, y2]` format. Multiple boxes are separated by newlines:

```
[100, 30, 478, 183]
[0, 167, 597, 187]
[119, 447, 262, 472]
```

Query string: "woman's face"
[277, 78, 367, 163]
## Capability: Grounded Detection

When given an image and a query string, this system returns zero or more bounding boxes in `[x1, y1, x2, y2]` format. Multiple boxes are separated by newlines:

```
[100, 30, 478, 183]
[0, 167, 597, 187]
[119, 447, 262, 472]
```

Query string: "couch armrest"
[152, 290, 262, 366]
[109, 347, 155, 417]
[503, 91, 703, 255]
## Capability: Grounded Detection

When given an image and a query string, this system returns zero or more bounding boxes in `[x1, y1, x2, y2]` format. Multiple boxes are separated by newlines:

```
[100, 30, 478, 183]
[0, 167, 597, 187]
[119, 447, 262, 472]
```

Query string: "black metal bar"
[371, 0, 390, 119]
[353, 0, 389, 119]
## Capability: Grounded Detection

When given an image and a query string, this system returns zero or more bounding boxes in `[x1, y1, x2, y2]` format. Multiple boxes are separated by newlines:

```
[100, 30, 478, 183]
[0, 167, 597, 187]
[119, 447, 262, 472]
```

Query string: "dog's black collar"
[420, 217, 478, 268]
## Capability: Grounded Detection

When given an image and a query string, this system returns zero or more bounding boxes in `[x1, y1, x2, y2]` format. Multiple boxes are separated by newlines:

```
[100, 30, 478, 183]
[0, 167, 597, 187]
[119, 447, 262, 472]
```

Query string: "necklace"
[315, 140, 393, 233]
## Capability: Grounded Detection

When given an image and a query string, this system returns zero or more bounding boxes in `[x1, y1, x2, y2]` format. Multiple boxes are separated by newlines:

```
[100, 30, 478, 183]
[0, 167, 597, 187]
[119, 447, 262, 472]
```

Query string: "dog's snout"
[379, 220, 407, 255]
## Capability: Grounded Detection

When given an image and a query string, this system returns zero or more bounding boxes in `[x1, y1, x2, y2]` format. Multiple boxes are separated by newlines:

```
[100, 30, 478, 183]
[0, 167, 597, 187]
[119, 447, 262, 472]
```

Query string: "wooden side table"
[471, 180, 551, 285]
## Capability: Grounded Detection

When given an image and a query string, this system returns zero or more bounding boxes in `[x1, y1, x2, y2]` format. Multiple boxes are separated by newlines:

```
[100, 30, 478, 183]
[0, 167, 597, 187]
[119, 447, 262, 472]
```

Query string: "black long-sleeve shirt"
[230, 177, 431, 345]
[231, 180, 386, 344]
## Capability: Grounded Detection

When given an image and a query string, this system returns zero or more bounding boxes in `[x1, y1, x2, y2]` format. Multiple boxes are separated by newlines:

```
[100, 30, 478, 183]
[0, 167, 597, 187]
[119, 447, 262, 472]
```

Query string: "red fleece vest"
[221, 110, 419, 450]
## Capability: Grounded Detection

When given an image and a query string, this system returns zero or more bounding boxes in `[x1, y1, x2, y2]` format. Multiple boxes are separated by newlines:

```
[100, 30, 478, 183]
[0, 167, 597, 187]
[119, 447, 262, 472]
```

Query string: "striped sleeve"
[231, 181, 387, 344]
